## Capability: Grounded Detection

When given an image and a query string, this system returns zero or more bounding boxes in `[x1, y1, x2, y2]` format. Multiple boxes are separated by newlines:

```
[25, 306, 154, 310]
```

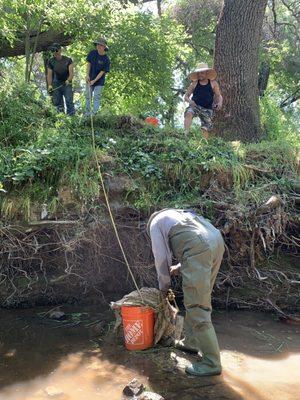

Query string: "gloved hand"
[48, 85, 53, 94]
[160, 288, 169, 298]
[166, 289, 176, 302]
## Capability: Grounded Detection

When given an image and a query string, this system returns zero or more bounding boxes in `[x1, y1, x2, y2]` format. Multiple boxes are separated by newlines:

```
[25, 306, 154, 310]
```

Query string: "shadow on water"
[0, 306, 299, 400]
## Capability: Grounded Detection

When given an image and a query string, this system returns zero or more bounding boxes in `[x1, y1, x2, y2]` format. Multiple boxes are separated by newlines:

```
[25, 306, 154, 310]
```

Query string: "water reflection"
[0, 350, 148, 400]
[0, 308, 299, 400]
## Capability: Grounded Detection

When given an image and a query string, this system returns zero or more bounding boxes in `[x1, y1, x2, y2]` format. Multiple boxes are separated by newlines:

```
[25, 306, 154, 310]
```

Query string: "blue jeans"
[85, 84, 103, 115]
[52, 82, 75, 116]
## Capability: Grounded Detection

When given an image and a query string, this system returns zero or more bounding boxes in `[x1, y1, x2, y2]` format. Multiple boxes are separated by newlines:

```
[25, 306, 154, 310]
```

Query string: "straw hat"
[187, 62, 217, 81]
[93, 37, 109, 50]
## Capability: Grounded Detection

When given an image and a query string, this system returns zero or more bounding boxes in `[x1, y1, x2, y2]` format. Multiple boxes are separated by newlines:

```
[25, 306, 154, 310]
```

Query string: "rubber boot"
[174, 339, 199, 354]
[185, 325, 222, 377]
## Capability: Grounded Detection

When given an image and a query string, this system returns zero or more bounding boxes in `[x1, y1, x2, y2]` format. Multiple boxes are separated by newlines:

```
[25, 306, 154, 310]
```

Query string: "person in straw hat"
[85, 37, 110, 116]
[184, 62, 222, 139]
[147, 208, 224, 377]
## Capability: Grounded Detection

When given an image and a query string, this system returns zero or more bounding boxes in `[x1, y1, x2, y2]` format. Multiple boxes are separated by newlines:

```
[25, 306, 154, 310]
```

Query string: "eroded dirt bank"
[0, 306, 300, 400]
[1, 214, 299, 314]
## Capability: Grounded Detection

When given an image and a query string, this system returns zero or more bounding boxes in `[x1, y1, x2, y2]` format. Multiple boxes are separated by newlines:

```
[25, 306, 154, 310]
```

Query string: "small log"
[27, 220, 78, 226]
[291, 196, 300, 205]
[243, 164, 271, 173]
[1, 220, 78, 235]
[256, 195, 283, 215]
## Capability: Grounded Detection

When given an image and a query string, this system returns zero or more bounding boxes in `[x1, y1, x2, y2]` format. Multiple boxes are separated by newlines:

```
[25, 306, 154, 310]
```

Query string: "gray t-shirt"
[149, 209, 195, 290]
[48, 56, 73, 83]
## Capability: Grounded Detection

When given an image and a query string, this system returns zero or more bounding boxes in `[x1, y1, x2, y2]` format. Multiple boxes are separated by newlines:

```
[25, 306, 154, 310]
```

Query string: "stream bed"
[0, 306, 299, 400]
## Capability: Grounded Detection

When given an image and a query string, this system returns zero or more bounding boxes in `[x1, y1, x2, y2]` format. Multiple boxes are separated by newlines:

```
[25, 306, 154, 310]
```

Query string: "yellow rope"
[87, 86, 144, 303]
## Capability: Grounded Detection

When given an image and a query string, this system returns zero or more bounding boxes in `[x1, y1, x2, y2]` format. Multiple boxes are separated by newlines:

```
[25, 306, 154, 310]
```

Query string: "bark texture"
[0, 30, 73, 58]
[213, 0, 268, 142]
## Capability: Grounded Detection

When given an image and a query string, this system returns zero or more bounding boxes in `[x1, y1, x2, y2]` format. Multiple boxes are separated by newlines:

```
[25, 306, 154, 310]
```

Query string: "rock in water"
[49, 311, 66, 320]
[123, 378, 144, 396]
[44, 386, 64, 398]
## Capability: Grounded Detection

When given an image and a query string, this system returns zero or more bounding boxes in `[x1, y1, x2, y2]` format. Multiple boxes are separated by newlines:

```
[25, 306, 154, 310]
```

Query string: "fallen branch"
[243, 164, 272, 173]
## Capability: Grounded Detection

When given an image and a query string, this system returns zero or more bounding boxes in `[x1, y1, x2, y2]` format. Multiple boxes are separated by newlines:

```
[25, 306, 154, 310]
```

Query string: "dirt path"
[0, 308, 299, 400]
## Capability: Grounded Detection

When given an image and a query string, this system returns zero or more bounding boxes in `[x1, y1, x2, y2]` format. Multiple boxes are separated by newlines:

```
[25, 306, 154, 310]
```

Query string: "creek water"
[0, 306, 299, 400]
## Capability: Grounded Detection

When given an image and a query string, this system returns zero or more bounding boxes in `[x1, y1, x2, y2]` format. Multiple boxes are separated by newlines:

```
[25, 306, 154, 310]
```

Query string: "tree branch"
[280, 88, 300, 107]
[280, 0, 300, 20]
[0, 30, 73, 58]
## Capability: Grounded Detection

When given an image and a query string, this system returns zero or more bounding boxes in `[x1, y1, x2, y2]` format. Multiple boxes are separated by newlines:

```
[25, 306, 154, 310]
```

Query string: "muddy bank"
[0, 170, 299, 310]
[0, 218, 155, 308]
[0, 306, 300, 400]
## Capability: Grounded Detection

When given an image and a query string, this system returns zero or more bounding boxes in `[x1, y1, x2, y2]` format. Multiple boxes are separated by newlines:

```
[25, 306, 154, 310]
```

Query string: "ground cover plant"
[0, 83, 299, 309]
[1, 85, 298, 219]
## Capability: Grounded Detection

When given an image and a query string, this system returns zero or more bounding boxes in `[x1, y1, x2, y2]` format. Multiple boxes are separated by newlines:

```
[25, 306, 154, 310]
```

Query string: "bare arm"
[184, 81, 197, 103]
[68, 63, 74, 82]
[90, 70, 105, 86]
[47, 68, 53, 87]
[86, 62, 91, 83]
[211, 81, 223, 110]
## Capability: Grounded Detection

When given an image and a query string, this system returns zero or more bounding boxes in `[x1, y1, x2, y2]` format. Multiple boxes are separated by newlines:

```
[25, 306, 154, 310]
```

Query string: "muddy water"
[0, 307, 299, 400]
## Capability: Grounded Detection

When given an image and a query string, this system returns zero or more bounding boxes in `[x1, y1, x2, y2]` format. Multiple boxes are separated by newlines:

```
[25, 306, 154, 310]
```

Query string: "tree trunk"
[0, 30, 73, 58]
[157, 0, 162, 17]
[24, 29, 31, 83]
[213, 0, 268, 142]
[43, 51, 51, 89]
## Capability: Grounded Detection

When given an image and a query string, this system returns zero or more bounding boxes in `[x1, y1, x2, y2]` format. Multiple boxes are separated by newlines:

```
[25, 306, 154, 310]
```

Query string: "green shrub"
[0, 80, 54, 147]
[260, 94, 299, 140]
[0, 82, 299, 219]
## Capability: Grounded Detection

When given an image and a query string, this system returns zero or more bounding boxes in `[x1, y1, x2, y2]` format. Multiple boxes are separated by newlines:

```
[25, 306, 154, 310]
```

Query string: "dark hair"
[49, 43, 61, 52]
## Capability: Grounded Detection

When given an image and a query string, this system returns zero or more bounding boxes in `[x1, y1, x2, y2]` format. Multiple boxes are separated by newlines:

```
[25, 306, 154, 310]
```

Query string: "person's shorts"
[184, 105, 213, 131]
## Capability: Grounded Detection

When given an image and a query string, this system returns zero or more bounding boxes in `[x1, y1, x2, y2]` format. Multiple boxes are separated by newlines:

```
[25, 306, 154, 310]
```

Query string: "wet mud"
[0, 307, 299, 400]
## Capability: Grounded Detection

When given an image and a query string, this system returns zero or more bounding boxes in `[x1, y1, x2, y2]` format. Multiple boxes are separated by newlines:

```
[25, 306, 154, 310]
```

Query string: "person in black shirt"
[47, 43, 75, 116]
[184, 62, 222, 139]
[85, 37, 110, 116]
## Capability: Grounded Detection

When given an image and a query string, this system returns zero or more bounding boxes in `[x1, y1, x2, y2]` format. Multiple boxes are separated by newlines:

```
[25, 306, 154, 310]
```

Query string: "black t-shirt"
[192, 80, 214, 109]
[48, 56, 73, 83]
[86, 50, 110, 86]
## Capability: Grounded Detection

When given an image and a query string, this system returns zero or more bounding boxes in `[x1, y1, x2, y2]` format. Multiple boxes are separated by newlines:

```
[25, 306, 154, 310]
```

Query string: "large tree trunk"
[213, 0, 267, 142]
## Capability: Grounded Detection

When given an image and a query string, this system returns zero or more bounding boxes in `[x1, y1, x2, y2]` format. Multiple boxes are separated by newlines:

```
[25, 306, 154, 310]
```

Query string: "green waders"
[169, 215, 224, 376]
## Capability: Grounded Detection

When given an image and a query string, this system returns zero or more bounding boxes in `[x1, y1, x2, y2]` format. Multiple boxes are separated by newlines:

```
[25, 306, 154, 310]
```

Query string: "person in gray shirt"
[147, 208, 224, 377]
[47, 43, 75, 115]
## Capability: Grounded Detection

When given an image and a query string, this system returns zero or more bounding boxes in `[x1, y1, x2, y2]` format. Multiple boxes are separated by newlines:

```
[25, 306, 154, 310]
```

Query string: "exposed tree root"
[0, 190, 299, 312]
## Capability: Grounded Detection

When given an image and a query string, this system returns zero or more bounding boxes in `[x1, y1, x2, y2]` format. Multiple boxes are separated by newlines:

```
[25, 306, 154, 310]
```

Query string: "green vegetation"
[1, 83, 298, 221]
[0, 0, 299, 313]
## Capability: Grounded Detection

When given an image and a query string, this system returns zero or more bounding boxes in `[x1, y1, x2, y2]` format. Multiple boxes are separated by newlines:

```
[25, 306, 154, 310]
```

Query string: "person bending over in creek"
[147, 208, 224, 377]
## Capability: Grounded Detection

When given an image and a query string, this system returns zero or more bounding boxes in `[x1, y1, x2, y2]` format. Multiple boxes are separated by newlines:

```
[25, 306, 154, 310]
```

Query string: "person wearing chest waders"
[147, 209, 225, 377]
[184, 62, 222, 139]
[47, 43, 75, 115]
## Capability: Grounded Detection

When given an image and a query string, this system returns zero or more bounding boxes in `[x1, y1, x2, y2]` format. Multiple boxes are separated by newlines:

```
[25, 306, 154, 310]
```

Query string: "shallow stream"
[0, 306, 299, 400]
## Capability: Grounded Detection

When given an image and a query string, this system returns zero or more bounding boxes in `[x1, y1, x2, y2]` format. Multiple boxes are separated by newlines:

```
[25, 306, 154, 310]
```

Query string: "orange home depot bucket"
[121, 306, 154, 351]
[145, 116, 159, 127]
